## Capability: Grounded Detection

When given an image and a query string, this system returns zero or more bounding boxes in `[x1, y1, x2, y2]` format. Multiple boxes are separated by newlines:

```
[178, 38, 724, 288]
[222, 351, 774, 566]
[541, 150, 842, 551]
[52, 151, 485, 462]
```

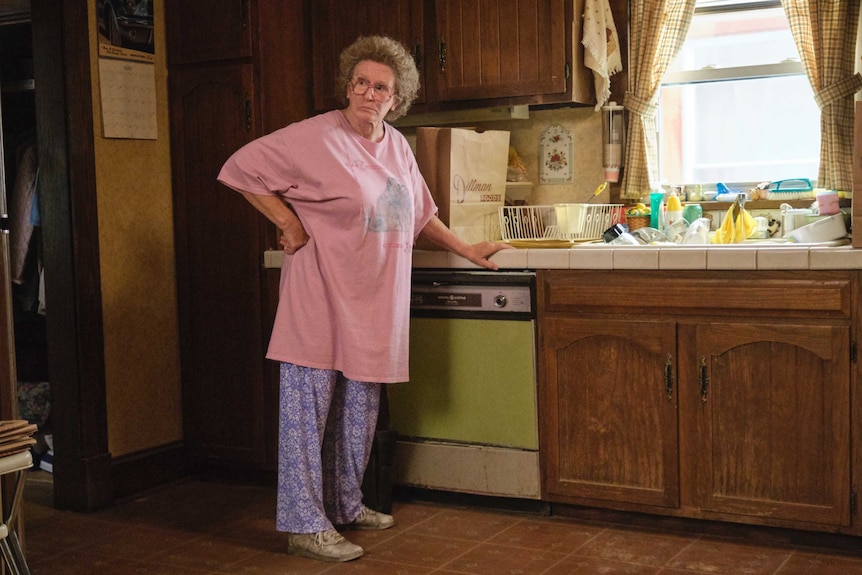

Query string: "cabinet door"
[680, 322, 851, 527]
[165, 0, 253, 65]
[169, 63, 271, 466]
[432, 0, 567, 102]
[540, 317, 680, 508]
[312, 0, 425, 112]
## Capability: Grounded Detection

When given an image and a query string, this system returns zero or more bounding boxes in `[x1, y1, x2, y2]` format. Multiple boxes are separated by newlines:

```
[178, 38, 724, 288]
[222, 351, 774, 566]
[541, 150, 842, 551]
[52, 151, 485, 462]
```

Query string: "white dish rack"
[499, 204, 625, 242]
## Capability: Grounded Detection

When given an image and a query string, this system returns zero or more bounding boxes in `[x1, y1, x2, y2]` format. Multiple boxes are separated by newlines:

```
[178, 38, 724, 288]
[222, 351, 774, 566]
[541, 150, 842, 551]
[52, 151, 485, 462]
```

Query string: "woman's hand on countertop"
[463, 241, 515, 270]
[417, 216, 514, 270]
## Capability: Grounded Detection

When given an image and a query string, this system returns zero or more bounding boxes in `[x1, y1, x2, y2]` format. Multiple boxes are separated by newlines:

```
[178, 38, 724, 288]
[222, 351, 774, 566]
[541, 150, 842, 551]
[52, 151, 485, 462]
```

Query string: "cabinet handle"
[243, 99, 252, 130]
[438, 37, 447, 72]
[664, 354, 673, 402]
[699, 356, 709, 403]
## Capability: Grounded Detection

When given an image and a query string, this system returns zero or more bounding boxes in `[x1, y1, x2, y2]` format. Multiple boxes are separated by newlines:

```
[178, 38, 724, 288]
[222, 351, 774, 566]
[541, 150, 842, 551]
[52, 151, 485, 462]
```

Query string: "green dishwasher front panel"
[388, 316, 537, 450]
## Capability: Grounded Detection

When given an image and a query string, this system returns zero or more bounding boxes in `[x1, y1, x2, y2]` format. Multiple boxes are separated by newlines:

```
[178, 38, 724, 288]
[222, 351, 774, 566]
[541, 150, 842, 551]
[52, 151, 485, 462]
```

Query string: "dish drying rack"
[499, 204, 625, 242]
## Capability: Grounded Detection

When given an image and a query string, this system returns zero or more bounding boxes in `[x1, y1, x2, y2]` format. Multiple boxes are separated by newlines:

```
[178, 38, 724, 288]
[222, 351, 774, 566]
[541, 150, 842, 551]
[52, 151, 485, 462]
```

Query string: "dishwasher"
[387, 270, 541, 499]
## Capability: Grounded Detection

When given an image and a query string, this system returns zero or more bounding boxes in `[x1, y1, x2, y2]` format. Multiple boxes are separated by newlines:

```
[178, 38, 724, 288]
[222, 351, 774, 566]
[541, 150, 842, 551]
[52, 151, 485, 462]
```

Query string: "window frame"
[658, 0, 818, 188]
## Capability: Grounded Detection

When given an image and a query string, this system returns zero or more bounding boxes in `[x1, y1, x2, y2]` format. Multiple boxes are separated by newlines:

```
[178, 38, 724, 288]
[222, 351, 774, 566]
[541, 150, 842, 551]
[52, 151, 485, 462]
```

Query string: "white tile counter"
[410, 241, 862, 271]
[262, 242, 862, 271]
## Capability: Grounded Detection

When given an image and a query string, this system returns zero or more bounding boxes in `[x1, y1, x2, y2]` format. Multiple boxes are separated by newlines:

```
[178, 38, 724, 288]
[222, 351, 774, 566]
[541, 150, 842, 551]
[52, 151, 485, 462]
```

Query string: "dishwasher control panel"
[410, 271, 535, 317]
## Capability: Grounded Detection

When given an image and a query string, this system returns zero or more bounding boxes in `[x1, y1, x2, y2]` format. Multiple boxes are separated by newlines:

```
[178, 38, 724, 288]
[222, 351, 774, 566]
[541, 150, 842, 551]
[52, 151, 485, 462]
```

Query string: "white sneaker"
[287, 529, 363, 562]
[347, 506, 396, 530]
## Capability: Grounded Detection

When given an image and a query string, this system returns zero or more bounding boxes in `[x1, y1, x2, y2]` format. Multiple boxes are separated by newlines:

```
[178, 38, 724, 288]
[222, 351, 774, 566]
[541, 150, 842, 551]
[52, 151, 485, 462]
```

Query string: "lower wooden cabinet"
[538, 270, 855, 532]
[679, 321, 850, 527]
[542, 316, 680, 509]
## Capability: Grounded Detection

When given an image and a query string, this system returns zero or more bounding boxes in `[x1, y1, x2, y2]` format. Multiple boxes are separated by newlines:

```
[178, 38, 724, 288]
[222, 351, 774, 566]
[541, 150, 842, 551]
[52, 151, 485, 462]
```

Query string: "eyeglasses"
[350, 77, 395, 102]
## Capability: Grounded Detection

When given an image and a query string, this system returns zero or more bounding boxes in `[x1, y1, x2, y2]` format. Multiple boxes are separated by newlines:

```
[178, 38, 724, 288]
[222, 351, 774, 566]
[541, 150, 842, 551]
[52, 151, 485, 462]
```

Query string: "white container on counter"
[786, 213, 847, 243]
[780, 204, 814, 238]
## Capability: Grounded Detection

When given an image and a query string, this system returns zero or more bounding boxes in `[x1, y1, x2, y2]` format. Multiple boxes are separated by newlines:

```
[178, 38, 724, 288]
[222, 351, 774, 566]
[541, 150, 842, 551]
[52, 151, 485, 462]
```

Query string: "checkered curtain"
[783, 1, 862, 191]
[620, 0, 696, 200]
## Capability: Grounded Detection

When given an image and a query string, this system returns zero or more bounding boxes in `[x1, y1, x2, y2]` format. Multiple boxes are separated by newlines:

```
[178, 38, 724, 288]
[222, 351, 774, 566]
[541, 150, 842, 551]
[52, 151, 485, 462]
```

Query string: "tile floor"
[19, 471, 862, 574]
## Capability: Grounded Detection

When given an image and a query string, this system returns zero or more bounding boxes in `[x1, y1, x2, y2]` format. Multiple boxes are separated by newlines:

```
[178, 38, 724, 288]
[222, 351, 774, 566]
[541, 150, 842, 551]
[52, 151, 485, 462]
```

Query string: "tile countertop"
[263, 241, 862, 271]
[410, 241, 862, 271]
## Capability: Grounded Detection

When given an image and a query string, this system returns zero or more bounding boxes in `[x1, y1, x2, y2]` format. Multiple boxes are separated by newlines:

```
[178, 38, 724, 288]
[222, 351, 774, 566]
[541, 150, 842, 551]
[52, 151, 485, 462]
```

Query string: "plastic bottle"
[664, 191, 683, 228]
[649, 190, 665, 230]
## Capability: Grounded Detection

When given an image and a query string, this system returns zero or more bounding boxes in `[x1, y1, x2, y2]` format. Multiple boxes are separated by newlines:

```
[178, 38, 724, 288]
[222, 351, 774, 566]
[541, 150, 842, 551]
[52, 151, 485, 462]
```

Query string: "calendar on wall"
[98, 59, 157, 140]
[95, 0, 157, 139]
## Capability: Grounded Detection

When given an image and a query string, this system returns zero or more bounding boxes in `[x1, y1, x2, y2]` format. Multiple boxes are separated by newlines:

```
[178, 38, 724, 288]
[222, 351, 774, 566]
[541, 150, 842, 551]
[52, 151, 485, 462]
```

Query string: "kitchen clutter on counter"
[608, 184, 850, 246]
[495, 171, 850, 249]
[497, 189, 850, 248]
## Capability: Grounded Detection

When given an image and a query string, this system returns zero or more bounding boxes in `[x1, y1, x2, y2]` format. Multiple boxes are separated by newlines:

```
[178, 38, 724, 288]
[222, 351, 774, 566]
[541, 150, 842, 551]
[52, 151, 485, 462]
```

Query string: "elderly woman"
[218, 35, 510, 562]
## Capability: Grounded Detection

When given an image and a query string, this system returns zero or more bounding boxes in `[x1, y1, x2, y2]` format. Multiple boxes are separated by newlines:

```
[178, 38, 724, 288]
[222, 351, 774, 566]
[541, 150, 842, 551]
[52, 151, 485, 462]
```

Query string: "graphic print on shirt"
[364, 176, 413, 234]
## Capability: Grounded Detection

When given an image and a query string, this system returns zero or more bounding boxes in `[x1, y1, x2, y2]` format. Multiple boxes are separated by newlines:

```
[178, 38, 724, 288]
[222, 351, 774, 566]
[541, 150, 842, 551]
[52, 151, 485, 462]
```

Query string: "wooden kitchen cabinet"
[542, 316, 680, 508]
[538, 270, 854, 532]
[430, 0, 568, 103]
[168, 62, 270, 467]
[165, 0, 253, 65]
[167, 2, 311, 472]
[428, 0, 629, 106]
[310, 0, 625, 113]
[311, 0, 425, 112]
[679, 321, 850, 527]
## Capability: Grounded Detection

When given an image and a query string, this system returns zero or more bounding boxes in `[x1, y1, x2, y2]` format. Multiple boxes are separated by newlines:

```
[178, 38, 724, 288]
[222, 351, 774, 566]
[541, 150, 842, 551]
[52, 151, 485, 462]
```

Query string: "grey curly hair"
[337, 35, 421, 121]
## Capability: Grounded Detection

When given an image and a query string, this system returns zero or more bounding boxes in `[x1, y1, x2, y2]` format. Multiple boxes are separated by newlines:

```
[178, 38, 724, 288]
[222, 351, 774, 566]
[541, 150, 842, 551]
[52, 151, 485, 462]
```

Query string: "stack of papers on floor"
[0, 420, 38, 458]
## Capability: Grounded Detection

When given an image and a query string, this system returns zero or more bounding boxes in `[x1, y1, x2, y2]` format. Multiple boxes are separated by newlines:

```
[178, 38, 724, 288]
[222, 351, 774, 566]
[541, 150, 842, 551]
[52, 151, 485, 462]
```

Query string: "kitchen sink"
[565, 237, 852, 248]
[502, 237, 851, 249]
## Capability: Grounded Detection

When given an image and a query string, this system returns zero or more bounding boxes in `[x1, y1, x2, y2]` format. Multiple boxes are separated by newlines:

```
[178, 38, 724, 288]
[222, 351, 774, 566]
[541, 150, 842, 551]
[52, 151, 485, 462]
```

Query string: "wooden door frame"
[31, 0, 111, 512]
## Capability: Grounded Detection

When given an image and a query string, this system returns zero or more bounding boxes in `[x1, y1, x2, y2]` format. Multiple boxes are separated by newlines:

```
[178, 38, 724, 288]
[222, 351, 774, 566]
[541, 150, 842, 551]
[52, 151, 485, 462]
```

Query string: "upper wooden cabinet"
[310, 0, 622, 112]
[165, 0, 253, 65]
[312, 0, 425, 112]
[430, 0, 568, 103]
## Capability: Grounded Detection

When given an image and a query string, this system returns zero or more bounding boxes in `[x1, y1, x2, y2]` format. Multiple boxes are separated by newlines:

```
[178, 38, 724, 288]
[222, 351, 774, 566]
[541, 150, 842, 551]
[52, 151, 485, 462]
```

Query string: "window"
[658, 0, 820, 187]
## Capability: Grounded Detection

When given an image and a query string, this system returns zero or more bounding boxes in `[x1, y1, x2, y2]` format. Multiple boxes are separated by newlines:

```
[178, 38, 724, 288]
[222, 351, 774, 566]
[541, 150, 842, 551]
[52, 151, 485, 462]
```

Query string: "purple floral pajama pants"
[276, 362, 381, 534]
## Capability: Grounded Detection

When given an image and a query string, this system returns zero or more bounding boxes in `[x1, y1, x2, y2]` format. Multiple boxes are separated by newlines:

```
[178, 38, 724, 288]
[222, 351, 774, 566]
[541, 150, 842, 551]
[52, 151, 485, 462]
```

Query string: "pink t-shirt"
[218, 110, 437, 383]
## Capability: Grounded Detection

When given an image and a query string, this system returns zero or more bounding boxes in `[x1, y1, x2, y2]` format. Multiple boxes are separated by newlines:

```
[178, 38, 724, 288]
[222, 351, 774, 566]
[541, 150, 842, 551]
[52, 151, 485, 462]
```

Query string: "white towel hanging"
[582, 0, 622, 110]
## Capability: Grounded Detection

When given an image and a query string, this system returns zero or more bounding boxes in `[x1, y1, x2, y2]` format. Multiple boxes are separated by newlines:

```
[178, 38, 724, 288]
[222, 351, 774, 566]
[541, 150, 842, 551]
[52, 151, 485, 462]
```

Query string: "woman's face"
[345, 60, 399, 123]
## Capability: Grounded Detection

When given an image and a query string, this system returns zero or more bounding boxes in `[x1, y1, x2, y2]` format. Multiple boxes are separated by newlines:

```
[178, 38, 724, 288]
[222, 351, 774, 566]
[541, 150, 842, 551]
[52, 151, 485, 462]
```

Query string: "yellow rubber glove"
[711, 203, 758, 243]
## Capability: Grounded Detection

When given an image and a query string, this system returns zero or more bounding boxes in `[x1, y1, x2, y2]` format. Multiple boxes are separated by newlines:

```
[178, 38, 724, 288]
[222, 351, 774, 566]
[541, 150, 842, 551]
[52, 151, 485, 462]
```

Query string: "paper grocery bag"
[416, 127, 510, 244]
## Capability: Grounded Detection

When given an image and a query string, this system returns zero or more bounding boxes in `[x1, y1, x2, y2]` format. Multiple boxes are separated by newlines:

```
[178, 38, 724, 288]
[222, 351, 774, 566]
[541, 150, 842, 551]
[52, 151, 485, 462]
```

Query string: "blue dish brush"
[765, 178, 813, 200]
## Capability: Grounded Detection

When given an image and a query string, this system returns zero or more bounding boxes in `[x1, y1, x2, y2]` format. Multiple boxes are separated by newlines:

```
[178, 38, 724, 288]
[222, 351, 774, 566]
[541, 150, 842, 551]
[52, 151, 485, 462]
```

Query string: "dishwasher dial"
[493, 294, 508, 308]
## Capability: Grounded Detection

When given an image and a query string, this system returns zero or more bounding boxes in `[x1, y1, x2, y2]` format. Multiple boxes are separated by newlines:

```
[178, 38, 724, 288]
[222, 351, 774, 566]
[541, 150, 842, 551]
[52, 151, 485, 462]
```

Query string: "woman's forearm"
[417, 216, 512, 270]
[240, 192, 309, 253]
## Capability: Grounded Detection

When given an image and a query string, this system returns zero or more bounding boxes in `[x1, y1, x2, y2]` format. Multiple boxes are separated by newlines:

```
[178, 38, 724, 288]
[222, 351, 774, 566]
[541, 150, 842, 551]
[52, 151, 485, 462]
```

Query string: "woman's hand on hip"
[239, 191, 309, 254]
[280, 222, 309, 255]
